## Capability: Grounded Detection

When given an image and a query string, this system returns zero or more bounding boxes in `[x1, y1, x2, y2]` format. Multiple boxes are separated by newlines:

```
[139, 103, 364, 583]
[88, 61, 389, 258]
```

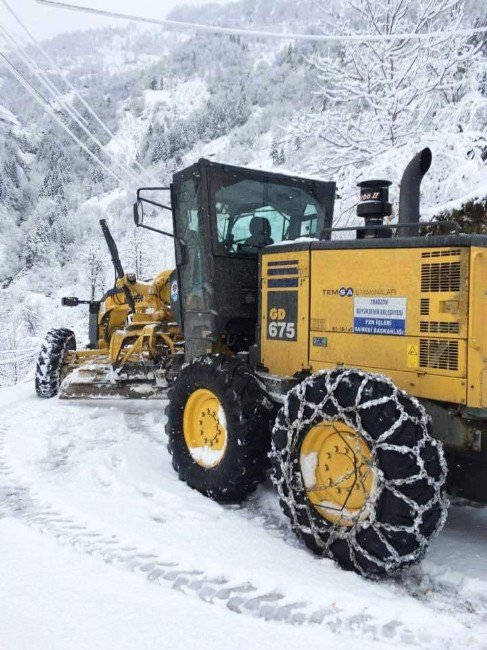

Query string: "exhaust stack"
[398, 148, 432, 237]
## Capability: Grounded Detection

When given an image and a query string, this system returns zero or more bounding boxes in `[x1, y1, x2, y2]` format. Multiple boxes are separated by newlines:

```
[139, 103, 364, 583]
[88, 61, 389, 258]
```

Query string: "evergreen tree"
[278, 146, 286, 166]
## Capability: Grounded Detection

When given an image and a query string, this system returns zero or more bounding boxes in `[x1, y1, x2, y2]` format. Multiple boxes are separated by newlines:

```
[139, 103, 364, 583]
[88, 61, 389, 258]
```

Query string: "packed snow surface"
[1, 384, 487, 649]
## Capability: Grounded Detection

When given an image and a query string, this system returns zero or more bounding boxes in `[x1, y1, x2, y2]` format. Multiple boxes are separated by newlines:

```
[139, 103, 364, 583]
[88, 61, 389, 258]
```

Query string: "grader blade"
[59, 363, 169, 400]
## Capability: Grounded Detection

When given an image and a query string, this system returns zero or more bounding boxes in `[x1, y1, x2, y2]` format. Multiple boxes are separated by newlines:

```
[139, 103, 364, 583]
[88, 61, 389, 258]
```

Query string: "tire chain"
[270, 368, 449, 576]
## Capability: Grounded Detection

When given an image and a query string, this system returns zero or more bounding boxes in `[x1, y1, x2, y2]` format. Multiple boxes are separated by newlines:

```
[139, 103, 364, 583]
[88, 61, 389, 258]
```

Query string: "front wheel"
[165, 355, 274, 502]
[270, 367, 448, 578]
[35, 328, 76, 398]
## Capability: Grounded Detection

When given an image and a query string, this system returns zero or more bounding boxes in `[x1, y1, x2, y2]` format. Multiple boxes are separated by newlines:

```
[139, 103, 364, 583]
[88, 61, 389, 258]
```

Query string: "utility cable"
[0, 25, 144, 188]
[0, 347, 39, 355]
[0, 22, 91, 129]
[0, 0, 148, 186]
[1, 0, 159, 185]
[36, 0, 487, 43]
[0, 49, 126, 186]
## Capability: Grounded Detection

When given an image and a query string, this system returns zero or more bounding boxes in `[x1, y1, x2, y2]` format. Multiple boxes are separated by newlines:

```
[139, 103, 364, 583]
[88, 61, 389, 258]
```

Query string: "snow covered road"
[1, 384, 487, 649]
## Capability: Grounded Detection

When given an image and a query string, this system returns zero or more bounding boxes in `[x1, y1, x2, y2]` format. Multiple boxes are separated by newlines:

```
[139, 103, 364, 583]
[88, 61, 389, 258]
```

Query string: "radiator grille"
[240, 288, 258, 305]
[421, 262, 461, 292]
[419, 339, 459, 371]
[419, 321, 460, 334]
[421, 249, 461, 258]
[420, 299, 430, 315]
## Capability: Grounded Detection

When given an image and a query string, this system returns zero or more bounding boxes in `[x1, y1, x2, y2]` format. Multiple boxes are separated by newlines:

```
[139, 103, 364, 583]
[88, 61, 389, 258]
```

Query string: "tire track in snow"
[0, 411, 484, 648]
[245, 484, 487, 631]
[0, 419, 420, 647]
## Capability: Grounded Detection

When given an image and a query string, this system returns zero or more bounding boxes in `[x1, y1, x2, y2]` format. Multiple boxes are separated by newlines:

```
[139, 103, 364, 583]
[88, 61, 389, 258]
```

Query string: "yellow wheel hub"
[300, 421, 375, 526]
[183, 388, 227, 469]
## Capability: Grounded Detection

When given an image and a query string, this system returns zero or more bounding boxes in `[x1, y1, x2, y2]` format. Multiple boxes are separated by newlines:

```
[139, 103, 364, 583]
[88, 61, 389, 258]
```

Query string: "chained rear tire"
[270, 368, 448, 578]
[35, 328, 76, 398]
[165, 355, 273, 502]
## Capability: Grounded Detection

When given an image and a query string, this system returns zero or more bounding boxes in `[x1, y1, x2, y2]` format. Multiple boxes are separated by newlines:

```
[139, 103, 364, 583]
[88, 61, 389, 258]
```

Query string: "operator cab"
[169, 159, 336, 360]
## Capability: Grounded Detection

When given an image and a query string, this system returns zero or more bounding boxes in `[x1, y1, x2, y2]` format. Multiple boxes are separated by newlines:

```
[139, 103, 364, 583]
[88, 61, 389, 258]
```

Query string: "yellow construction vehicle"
[36, 152, 487, 578]
[35, 218, 183, 399]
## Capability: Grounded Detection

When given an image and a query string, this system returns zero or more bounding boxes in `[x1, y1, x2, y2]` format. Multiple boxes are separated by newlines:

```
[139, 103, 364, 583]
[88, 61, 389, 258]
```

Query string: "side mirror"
[133, 201, 143, 226]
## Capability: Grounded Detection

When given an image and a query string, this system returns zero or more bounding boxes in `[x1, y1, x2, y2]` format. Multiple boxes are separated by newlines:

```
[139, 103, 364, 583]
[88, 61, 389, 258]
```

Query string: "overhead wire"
[0, 347, 39, 355]
[0, 357, 37, 366]
[0, 49, 126, 185]
[5, 0, 483, 196]
[0, 25, 145, 188]
[0, 0, 149, 187]
[36, 0, 487, 43]
[1, 0, 159, 185]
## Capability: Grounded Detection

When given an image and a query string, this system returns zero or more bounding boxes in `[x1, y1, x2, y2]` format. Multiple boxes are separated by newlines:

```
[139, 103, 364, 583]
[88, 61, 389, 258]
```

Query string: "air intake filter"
[356, 180, 393, 239]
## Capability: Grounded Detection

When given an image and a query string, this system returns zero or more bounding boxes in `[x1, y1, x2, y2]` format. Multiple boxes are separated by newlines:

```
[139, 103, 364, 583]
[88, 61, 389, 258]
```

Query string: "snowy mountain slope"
[0, 0, 485, 386]
[0, 3, 486, 647]
[1, 384, 487, 649]
[0, 104, 18, 128]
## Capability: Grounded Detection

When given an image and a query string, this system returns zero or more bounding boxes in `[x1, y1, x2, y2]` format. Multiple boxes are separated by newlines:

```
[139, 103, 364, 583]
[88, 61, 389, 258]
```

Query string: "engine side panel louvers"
[419, 321, 460, 334]
[421, 249, 461, 259]
[421, 261, 461, 292]
[240, 288, 258, 305]
[419, 339, 459, 371]
[420, 298, 430, 315]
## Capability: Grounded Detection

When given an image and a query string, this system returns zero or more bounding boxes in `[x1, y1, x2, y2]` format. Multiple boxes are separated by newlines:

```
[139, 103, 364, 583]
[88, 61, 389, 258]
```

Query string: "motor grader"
[36, 152, 487, 578]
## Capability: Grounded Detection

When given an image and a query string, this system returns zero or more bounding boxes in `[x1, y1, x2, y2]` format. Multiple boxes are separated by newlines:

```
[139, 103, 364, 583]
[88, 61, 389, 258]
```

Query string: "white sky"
[1, 0, 234, 40]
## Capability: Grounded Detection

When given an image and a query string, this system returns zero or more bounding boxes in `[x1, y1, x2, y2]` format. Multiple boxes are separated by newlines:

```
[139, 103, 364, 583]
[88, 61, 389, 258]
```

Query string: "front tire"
[165, 355, 273, 502]
[270, 367, 448, 578]
[35, 328, 76, 398]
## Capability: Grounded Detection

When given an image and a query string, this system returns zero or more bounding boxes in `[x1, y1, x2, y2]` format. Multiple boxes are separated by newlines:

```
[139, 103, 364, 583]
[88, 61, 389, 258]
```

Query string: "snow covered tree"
[40, 165, 66, 203]
[24, 198, 67, 268]
[290, 0, 480, 174]
[0, 137, 26, 211]
[84, 243, 105, 300]
[285, 0, 484, 223]
[151, 135, 169, 165]
[270, 137, 280, 165]
[278, 146, 286, 166]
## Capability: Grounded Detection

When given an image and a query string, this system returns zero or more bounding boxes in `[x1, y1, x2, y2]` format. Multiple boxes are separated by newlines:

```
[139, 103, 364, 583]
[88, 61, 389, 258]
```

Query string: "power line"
[1, 0, 159, 186]
[1, 0, 154, 185]
[0, 347, 39, 355]
[36, 0, 487, 43]
[0, 49, 126, 185]
[0, 356, 37, 366]
[0, 25, 144, 188]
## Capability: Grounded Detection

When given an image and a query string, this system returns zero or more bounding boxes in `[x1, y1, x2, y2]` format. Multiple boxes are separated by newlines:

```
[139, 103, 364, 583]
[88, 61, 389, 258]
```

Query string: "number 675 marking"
[268, 321, 296, 339]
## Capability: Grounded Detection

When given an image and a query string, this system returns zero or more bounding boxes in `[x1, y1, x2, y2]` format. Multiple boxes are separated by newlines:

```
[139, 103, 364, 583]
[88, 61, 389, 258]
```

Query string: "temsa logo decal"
[322, 287, 354, 297]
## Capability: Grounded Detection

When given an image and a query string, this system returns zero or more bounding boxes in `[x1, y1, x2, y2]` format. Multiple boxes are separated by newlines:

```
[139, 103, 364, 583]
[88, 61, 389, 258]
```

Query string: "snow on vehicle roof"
[269, 236, 317, 246]
[238, 162, 332, 184]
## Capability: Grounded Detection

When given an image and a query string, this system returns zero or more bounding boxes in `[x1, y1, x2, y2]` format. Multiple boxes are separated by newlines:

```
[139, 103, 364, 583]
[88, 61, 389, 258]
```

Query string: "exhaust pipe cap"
[398, 147, 432, 237]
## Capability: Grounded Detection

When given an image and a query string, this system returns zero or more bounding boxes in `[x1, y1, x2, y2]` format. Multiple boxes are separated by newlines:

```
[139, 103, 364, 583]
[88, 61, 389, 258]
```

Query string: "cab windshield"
[210, 175, 330, 255]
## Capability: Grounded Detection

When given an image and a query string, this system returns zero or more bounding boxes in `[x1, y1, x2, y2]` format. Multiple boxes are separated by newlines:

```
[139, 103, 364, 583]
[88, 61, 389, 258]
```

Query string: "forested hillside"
[0, 0, 485, 384]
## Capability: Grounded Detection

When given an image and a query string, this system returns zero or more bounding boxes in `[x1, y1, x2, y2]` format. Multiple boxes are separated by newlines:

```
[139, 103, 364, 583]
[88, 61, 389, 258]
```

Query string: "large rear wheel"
[270, 367, 448, 578]
[165, 355, 273, 502]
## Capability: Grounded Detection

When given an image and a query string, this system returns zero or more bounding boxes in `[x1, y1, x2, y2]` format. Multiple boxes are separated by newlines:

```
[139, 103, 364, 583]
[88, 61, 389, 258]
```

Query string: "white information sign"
[353, 297, 407, 336]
